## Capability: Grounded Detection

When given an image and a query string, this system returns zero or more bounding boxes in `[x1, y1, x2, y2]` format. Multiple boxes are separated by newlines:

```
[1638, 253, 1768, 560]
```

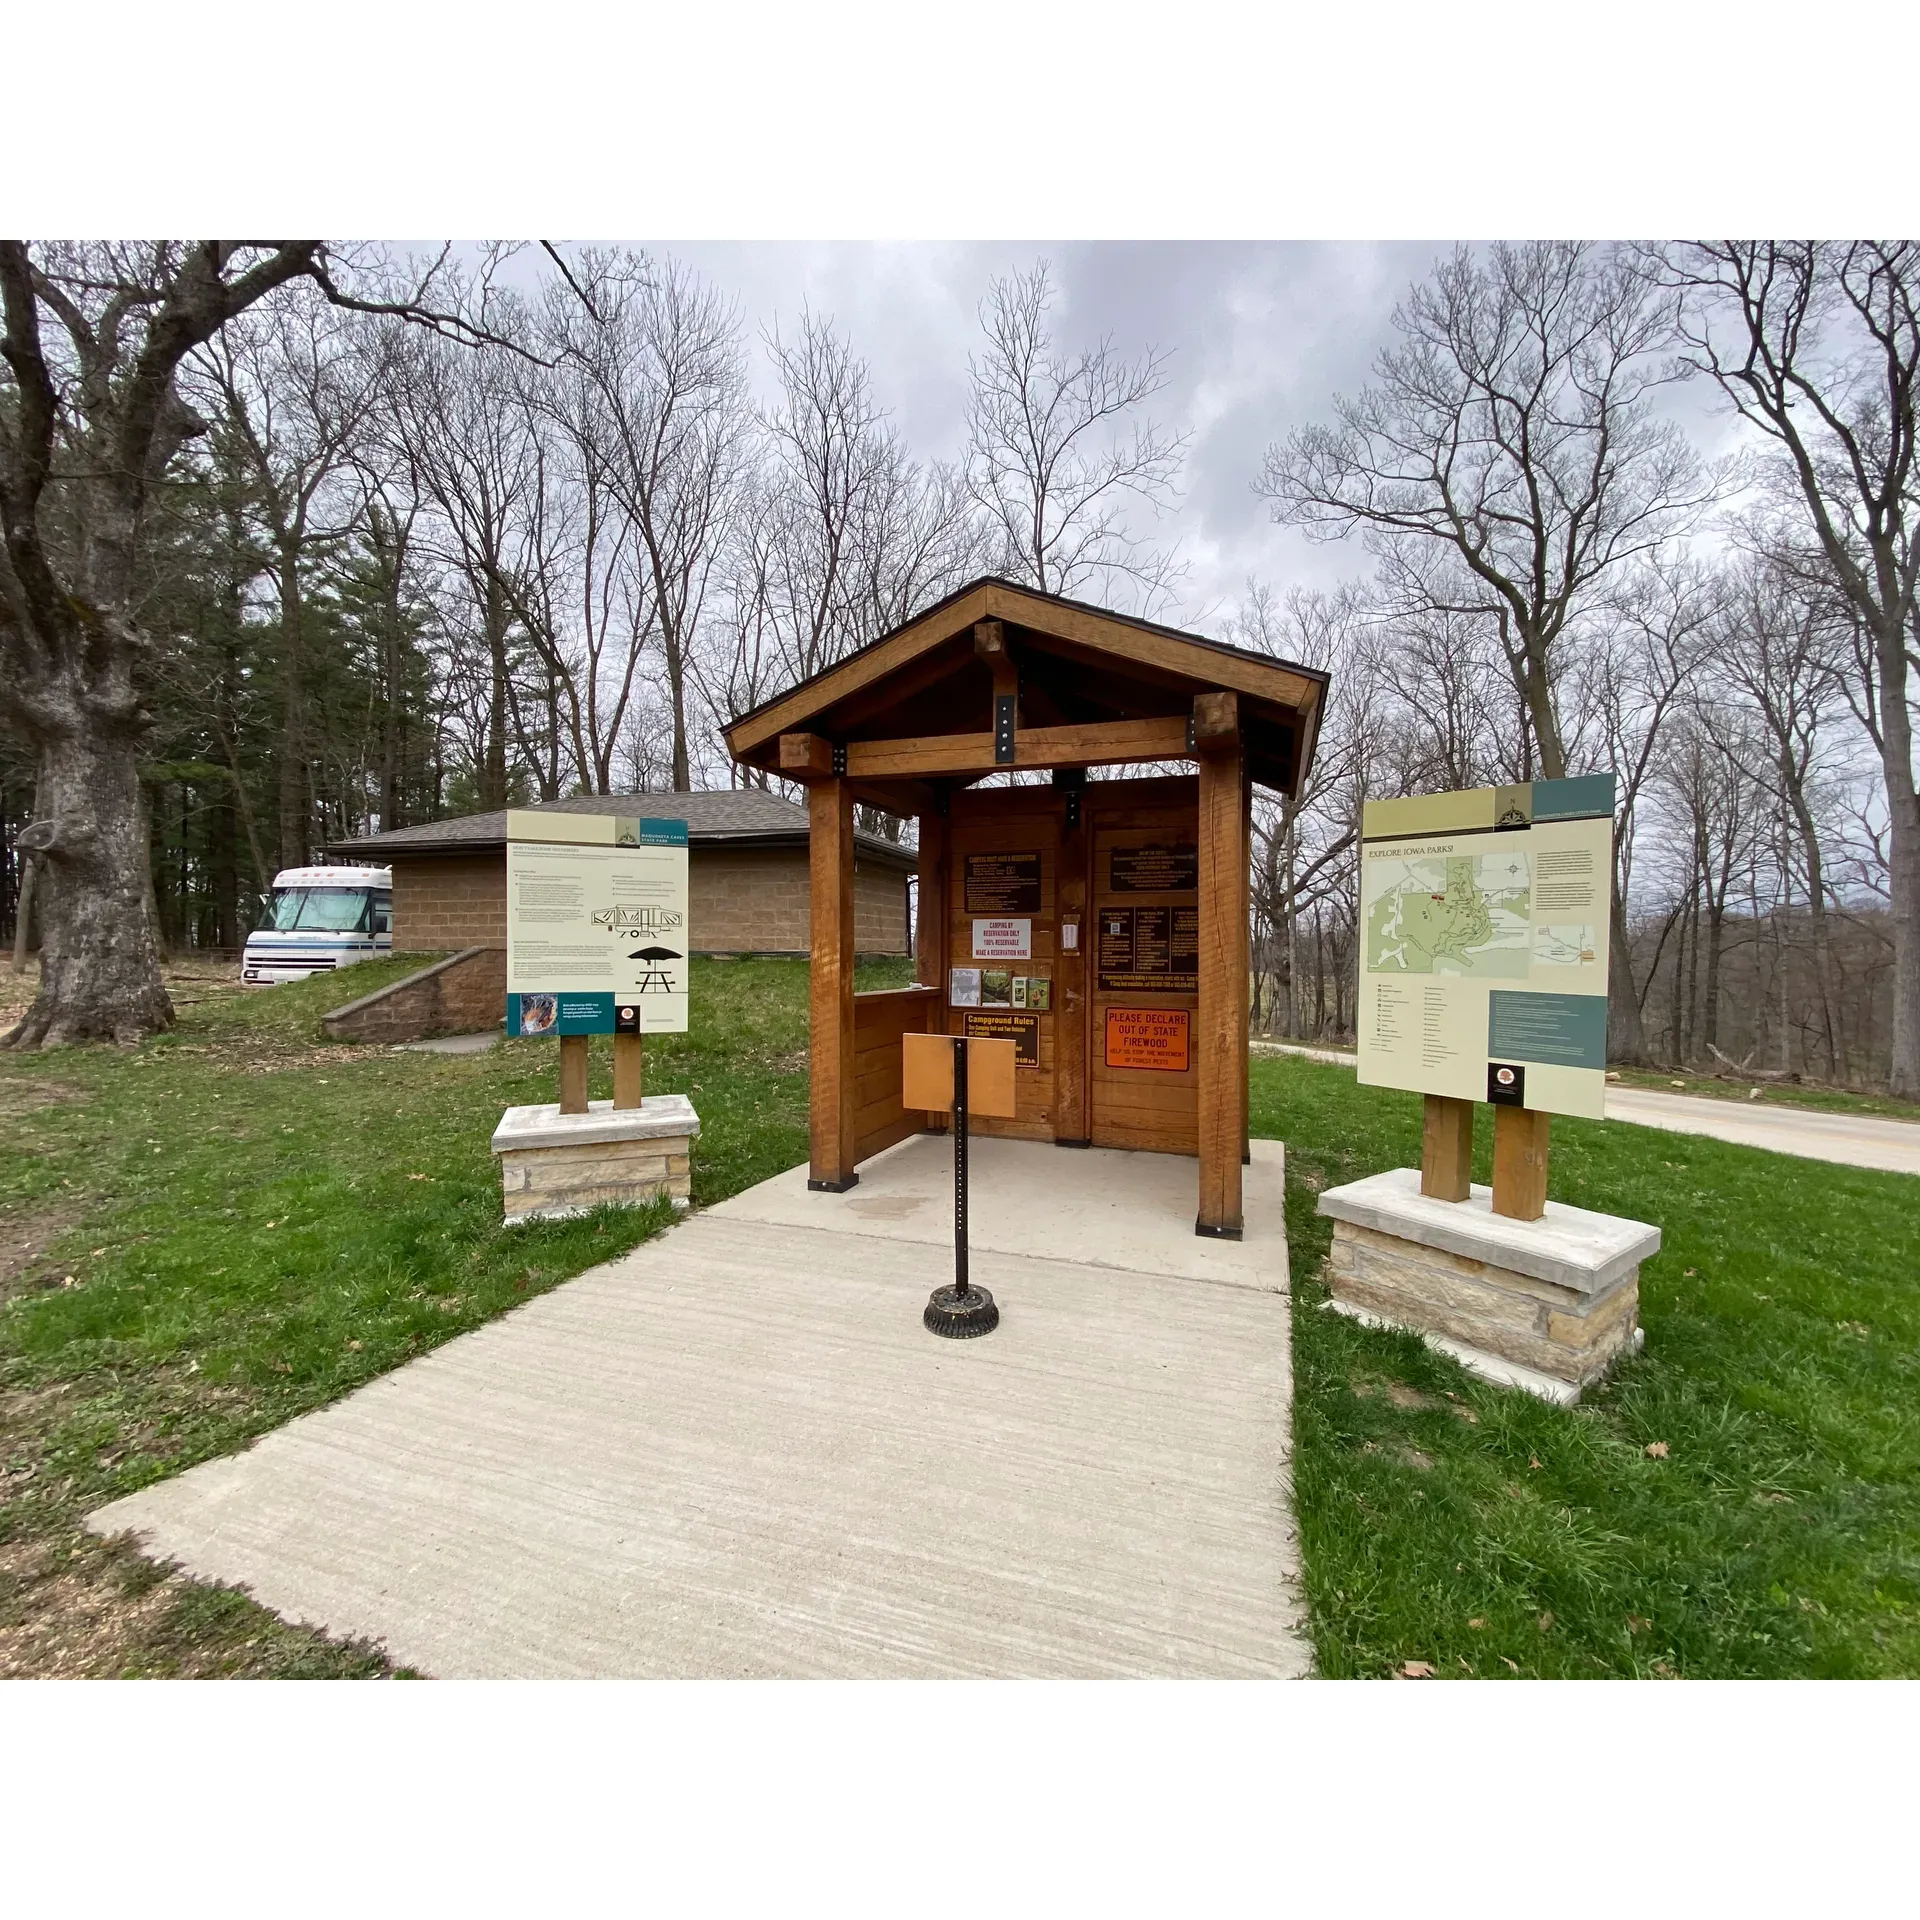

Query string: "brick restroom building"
[330, 789, 915, 958]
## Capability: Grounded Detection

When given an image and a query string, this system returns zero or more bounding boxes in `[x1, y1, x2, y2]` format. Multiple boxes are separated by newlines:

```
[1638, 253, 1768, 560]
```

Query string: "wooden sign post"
[1491, 1105, 1549, 1221]
[560, 1027, 644, 1116]
[612, 1030, 643, 1110]
[1419, 1094, 1474, 1202]
[1420, 1092, 1550, 1220]
[559, 1034, 590, 1114]
[903, 1031, 1017, 1337]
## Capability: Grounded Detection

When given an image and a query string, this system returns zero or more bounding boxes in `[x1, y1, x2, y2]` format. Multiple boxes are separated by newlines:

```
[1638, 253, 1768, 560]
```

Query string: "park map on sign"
[1364, 850, 1532, 979]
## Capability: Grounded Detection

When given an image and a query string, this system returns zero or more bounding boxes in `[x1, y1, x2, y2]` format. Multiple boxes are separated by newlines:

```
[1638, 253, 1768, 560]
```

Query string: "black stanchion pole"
[924, 1034, 998, 1338]
[953, 1032, 968, 1292]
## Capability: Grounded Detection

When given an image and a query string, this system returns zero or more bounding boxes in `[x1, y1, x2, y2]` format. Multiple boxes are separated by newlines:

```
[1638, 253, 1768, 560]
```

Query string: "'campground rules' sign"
[505, 811, 689, 1037]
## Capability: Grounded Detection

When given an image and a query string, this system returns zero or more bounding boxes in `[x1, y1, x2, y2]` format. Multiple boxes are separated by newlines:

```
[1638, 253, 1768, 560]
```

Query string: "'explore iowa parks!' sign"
[505, 811, 690, 1037]
[1357, 776, 1614, 1120]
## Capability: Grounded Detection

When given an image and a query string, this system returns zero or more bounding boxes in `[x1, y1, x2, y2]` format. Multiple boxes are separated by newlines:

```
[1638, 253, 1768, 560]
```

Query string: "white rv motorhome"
[241, 865, 393, 985]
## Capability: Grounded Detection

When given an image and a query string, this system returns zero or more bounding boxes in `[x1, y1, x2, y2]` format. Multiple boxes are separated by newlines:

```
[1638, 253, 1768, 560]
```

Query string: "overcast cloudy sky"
[510, 241, 1744, 636]
[645, 241, 1427, 625]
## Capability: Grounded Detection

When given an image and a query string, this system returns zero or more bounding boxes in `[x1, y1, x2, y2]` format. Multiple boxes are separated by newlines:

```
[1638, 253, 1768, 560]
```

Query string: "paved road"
[90, 1137, 1307, 1679]
[1256, 1043, 1920, 1177]
[1601, 1087, 1920, 1176]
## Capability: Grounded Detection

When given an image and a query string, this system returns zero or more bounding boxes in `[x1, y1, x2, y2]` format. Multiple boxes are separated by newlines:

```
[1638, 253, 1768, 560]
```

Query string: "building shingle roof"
[329, 789, 917, 867]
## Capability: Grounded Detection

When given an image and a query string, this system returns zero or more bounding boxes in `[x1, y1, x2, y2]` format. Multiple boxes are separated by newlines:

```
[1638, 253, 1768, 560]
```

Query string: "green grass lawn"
[1263, 1054, 1920, 1678]
[0, 953, 906, 1675]
[3, 953, 1914, 1677]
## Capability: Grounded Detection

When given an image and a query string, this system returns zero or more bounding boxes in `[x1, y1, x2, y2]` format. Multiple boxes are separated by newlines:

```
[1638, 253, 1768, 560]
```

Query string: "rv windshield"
[263, 888, 372, 934]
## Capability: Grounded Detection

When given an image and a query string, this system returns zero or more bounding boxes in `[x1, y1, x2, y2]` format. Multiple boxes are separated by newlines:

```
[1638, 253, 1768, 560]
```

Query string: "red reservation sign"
[1104, 1007, 1190, 1071]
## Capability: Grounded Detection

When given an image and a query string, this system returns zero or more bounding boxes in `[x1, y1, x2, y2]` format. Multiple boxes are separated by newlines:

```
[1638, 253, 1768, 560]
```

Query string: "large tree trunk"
[5, 724, 173, 1048]
[483, 575, 510, 809]
[665, 622, 692, 792]
[1875, 614, 1920, 1099]
[1607, 883, 1648, 1065]
[276, 538, 308, 871]
[1786, 778, 1845, 1082]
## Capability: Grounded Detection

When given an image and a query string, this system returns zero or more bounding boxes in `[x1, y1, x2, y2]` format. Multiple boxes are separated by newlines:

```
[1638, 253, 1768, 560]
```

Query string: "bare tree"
[1563, 556, 1716, 1062]
[384, 309, 545, 806]
[0, 240, 488, 1048]
[1260, 242, 1720, 779]
[1655, 242, 1920, 1096]
[1707, 547, 1855, 1076]
[1228, 581, 1387, 1038]
[707, 309, 985, 715]
[965, 260, 1187, 611]
[193, 293, 388, 866]
[547, 251, 751, 791]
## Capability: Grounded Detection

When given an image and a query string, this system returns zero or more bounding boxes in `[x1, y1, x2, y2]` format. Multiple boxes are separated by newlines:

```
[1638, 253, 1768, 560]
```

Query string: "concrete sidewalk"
[88, 1136, 1306, 1679]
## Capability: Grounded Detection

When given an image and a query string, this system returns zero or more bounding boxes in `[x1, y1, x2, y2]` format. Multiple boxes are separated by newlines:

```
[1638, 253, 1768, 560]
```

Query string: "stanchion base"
[924, 1284, 999, 1339]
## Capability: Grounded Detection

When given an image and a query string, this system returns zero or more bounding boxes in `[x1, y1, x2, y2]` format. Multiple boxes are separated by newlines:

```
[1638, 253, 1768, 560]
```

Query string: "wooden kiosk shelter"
[723, 579, 1328, 1238]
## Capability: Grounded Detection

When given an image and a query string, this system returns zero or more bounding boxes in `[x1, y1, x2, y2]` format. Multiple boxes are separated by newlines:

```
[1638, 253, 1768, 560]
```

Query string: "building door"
[1087, 779, 1201, 1155]
[943, 792, 1062, 1143]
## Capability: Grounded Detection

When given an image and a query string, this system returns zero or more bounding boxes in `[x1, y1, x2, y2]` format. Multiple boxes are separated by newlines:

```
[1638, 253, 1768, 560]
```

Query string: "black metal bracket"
[807, 1173, 859, 1193]
[1185, 715, 1196, 753]
[831, 742, 847, 776]
[1051, 765, 1086, 830]
[993, 693, 1017, 765]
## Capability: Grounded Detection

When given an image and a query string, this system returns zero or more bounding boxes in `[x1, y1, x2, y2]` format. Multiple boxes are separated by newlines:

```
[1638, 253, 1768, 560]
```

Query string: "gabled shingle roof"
[328, 788, 917, 866]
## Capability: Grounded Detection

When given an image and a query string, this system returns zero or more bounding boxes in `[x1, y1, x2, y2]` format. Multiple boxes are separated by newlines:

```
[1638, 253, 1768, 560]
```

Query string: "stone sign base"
[491, 1095, 700, 1225]
[1315, 1168, 1659, 1405]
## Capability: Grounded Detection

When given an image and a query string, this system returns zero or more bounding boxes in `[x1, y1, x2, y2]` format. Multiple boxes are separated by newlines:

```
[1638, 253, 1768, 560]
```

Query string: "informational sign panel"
[1105, 1007, 1190, 1071]
[505, 811, 689, 1037]
[965, 1009, 1041, 1068]
[1357, 776, 1614, 1120]
[1096, 905, 1199, 993]
[964, 851, 1043, 915]
[972, 917, 1032, 960]
[1109, 843, 1199, 893]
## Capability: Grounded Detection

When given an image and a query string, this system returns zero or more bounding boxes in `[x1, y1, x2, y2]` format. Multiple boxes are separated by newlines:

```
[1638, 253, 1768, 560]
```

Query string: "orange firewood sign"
[1104, 1007, 1189, 1071]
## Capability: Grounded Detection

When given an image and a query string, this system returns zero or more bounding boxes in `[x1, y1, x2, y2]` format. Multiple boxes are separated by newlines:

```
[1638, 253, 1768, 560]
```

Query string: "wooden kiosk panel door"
[944, 795, 1061, 1143]
[1088, 784, 1201, 1155]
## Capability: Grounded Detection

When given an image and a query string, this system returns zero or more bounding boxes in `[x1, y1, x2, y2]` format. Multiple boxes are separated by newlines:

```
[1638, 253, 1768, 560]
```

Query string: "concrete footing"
[1315, 1168, 1659, 1403]
[491, 1094, 699, 1223]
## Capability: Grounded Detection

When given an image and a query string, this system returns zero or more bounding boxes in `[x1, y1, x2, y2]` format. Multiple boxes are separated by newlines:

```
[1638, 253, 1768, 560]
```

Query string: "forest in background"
[3, 240, 1914, 1089]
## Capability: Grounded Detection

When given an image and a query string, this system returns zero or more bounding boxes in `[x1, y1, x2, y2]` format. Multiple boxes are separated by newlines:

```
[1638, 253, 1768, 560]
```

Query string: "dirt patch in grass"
[0, 1529, 399, 1679]
[0, 1079, 83, 1119]
[212, 1036, 387, 1075]
[0, 1203, 95, 1305]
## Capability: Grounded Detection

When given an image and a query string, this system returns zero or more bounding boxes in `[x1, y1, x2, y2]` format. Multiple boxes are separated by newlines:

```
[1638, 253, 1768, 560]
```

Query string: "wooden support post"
[612, 1031, 643, 1111]
[915, 805, 948, 991]
[975, 617, 1018, 763]
[1196, 693, 1246, 1238]
[808, 776, 859, 1190]
[915, 801, 951, 1136]
[1242, 773, 1253, 1167]
[558, 1034, 589, 1115]
[1491, 1106, 1550, 1220]
[1054, 772, 1090, 1147]
[1420, 1095, 1474, 1201]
